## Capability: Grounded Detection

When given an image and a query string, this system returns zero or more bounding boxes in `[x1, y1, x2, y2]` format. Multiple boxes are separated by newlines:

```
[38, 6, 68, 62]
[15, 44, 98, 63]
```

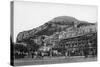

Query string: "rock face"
[16, 16, 97, 46]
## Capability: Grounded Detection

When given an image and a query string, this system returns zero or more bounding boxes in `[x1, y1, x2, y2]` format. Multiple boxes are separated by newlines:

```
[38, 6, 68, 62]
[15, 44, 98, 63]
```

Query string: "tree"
[14, 43, 28, 52]
[14, 43, 28, 59]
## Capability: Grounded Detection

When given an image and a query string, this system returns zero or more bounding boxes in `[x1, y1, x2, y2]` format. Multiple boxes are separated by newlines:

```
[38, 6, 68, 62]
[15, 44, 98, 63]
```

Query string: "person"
[83, 44, 89, 58]
[31, 52, 34, 58]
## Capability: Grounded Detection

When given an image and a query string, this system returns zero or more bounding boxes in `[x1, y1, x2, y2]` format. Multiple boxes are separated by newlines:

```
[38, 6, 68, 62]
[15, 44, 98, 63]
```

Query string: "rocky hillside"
[16, 16, 97, 46]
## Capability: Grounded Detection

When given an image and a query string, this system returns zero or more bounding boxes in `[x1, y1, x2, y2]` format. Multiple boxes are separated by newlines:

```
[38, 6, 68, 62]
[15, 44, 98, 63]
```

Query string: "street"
[14, 56, 97, 66]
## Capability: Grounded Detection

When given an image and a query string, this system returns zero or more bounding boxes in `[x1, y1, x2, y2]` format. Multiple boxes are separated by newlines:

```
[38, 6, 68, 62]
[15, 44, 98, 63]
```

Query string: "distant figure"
[83, 44, 89, 58]
[31, 52, 34, 58]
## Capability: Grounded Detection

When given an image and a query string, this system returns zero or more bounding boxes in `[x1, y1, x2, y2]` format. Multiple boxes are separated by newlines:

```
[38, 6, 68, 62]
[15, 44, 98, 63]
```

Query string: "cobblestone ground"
[14, 56, 97, 66]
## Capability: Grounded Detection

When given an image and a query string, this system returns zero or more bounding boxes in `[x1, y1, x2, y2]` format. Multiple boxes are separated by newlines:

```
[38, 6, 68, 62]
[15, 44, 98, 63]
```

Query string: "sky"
[14, 1, 97, 42]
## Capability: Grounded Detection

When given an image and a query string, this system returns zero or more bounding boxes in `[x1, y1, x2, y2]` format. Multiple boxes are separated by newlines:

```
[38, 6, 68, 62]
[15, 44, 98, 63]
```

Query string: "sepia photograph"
[11, 1, 97, 66]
